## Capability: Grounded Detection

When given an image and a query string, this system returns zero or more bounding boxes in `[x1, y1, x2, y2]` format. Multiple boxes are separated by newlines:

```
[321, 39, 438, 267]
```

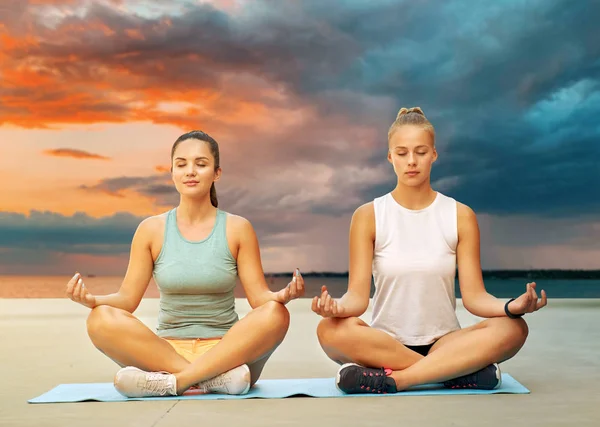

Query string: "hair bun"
[396, 106, 425, 119]
[396, 107, 408, 119]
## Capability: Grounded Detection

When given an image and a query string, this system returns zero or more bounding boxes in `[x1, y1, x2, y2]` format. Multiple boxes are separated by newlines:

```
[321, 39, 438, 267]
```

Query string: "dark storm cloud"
[0, 210, 141, 254]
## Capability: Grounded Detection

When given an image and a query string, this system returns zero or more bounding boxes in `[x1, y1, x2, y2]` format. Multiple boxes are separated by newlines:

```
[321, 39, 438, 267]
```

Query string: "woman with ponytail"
[65, 130, 304, 397]
[313, 108, 548, 394]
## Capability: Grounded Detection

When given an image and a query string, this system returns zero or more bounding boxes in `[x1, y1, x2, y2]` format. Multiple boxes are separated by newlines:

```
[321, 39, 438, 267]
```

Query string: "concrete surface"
[1, 298, 599, 427]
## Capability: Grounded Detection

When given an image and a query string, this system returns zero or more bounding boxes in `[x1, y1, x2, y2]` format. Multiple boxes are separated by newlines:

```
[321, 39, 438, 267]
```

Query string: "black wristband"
[505, 298, 524, 319]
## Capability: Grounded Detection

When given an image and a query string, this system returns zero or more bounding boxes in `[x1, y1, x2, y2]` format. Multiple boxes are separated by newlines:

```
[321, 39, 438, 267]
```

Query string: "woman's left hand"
[273, 268, 305, 304]
[507, 282, 548, 315]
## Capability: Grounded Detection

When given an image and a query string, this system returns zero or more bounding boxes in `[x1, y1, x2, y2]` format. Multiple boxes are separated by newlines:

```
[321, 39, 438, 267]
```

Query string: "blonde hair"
[387, 106, 435, 143]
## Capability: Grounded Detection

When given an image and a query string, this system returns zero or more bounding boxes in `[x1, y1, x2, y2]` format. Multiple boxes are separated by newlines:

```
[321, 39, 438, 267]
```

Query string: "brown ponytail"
[209, 182, 218, 208]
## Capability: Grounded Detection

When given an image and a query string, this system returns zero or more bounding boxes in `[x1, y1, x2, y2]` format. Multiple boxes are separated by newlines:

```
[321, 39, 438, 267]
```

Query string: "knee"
[498, 317, 529, 350]
[86, 305, 124, 343]
[512, 317, 529, 345]
[317, 317, 355, 348]
[316, 318, 335, 345]
[259, 300, 290, 335]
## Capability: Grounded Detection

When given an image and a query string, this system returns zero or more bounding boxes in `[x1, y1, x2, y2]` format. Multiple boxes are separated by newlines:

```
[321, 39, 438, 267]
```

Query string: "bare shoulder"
[133, 213, 169, 251]
[225, 213, 253, 233]
[138, 213, 166, 235]
[457, 202, 477, 221]
[353, 201, 375, 222]
[222, 213, 253, 260]
[456, 202, 478, 238]
[351, 201, 375, 239]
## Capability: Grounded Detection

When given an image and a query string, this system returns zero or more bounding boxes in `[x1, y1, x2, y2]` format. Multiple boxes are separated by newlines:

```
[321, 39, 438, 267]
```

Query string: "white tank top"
[370, 192, 461, 345]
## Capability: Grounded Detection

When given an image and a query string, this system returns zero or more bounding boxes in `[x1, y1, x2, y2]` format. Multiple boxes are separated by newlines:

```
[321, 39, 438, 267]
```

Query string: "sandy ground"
[1, 298, 599, 427]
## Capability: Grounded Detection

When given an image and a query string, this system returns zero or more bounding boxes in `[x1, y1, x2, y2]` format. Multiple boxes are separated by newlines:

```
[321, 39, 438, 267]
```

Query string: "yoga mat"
[29, 374, 529, 403]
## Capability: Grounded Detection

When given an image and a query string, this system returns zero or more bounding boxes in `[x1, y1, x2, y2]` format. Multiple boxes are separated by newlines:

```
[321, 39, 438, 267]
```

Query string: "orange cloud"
[155, 165, 170, 173]
[0, 8, 305, 133]
[55, 20, 116, 38]
[28, 0, 78, 4]
[124, 28, 144, 40]
[43, 148, 111, 160]
[0, 31, 39, 53]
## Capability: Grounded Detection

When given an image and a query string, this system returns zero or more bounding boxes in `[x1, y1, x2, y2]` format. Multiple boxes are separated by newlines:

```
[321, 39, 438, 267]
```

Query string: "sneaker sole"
[335, 363, 360, 393]
[493, 363, 502, 389]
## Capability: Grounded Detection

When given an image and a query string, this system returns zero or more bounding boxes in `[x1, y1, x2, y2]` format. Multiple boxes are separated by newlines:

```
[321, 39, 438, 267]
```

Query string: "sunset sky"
[1, 0, 599, 275]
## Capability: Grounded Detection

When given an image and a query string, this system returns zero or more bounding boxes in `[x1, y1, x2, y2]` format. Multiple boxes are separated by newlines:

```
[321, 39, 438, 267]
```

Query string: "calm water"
[1, 275, 599, 298]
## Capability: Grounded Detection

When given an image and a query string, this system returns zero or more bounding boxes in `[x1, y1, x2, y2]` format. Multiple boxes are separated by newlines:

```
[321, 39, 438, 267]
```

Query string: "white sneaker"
[196, 364, 251, 395]
[114, 366, 177, 398]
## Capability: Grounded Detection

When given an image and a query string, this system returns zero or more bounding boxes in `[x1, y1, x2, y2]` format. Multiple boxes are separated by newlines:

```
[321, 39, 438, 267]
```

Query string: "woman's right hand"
[311, 285, 346, 318]
[66, 272, 97, 309]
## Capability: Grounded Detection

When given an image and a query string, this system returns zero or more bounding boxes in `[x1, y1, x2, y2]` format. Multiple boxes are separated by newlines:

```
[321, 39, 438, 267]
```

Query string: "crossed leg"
[317, 315, 528, 391]
[87, 300, 290, 394]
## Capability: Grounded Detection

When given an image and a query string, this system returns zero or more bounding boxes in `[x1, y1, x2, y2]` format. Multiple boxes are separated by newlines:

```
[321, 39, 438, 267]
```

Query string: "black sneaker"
[443, 363, 502, 390]
[336, 363, 398, 394]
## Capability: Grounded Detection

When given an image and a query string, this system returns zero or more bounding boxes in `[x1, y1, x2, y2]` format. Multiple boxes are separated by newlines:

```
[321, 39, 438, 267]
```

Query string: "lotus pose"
[313, 107, 547, 394]
[66, 130, 304, 397]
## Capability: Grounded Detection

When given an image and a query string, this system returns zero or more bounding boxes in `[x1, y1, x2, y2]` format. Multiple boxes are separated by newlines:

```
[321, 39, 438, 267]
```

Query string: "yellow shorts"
[165, 338, 221, 363]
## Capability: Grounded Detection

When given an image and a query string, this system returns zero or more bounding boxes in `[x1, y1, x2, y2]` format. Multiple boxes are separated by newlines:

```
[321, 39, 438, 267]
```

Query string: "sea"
[1, 275, 599, 299]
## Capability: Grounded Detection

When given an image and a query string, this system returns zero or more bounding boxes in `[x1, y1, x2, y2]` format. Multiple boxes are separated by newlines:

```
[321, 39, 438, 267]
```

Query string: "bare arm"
[456, 203, 506, 317]
[340, 203, 375, 316]
[234, 215, 303, 309]
[66, 217, 156, 313]
[313, 203, 373, 318]
[96, 218, 155, 312]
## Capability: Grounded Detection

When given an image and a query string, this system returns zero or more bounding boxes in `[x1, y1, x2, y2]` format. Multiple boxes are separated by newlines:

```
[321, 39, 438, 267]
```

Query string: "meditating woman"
[66, 130, 304, 397]
[312, 107, 547, 394]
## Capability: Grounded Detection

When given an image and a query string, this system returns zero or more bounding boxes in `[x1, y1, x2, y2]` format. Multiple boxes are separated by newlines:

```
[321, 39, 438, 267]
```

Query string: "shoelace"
[200, 373, 230, 391]
[444, 373, 478, 389]
[142, 372, 174, 395]
[357, 368, 390, 394]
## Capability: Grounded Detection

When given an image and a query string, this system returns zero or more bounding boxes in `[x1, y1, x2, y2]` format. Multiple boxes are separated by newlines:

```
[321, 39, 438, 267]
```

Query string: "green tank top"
[152, 208, 239, 339]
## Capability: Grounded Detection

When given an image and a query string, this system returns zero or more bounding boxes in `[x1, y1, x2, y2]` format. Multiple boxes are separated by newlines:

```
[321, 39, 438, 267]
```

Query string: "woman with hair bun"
[313, 107, 547, 394]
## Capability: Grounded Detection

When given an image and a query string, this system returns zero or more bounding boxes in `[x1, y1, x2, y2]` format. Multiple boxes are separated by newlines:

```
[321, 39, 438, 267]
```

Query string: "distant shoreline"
[266, 270, 600, 280]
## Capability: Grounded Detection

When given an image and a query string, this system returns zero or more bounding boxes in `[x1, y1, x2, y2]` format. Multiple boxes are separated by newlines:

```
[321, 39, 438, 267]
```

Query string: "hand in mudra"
[311, 285, 347, 318]
[273, 269, 305, 304]
[508, 282, 547, 315]
[65, 272, 97, 309]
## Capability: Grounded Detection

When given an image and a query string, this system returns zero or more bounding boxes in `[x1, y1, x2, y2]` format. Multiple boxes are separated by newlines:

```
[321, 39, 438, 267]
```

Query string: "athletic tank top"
[152, 208, 238, 339]
[371, 192, 461, 345]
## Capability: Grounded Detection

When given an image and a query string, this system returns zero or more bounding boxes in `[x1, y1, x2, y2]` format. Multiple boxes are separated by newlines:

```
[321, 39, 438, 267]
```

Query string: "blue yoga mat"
[28, 374, 529, 403]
